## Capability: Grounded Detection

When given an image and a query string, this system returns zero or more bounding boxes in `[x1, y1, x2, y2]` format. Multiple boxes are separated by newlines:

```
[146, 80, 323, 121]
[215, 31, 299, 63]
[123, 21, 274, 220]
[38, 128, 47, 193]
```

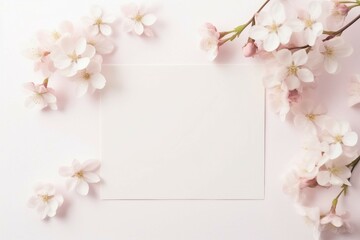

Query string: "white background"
[1, 0, 360, 239]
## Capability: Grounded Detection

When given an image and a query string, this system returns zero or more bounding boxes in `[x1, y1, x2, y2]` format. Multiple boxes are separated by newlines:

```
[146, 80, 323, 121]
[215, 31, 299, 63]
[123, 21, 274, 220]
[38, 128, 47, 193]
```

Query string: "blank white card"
[101, 65, 264, 199]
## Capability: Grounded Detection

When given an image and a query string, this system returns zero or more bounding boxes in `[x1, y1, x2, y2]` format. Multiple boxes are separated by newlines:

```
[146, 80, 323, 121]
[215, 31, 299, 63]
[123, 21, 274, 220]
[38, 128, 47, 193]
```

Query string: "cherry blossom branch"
[219, 0, 270, 44]
[324, 13, 360, 41]
[331, 155, 360, 211]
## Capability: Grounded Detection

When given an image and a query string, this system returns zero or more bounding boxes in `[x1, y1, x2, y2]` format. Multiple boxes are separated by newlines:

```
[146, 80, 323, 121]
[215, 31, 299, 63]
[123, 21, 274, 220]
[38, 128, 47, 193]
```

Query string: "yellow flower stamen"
[39, 194, 53, 202]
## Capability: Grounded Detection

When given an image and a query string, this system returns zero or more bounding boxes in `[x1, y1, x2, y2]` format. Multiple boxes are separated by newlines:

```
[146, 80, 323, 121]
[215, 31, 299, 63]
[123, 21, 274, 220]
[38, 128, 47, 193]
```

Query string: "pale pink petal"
[75, 38, 87, 55]
[141, 14, 156, 26]
[336, 44, 353, 58]
[298, 68, 314, 82]
[54, 195, 64, 207]
[275, 49, 292, 64]
[95, 38, 114, 54]
[76, 80, 89, 97]
[83, 172, 101, 183]
[263, 32, 280, 52]
[52, 53, 71, 69]
[82, 160, 101, 171]
[316, 171, 331, 186]
[88, 25, 100, 36]
[286, 75, 301, 90]
[309, 1, 322, 20]
[121, 3, 139, 18]
[324, 57, 338, 74]
[343, 132, 358, 146]
[82, 45, 96, 58]
[122, 19, 135, 33]
[75, 180, 89, 196]
[86, 61, 101, 74]
[47, 199, 58, 217]
[91, 6, 102, 18]
[134, 21, 144, 35]
[38, 204, 49, 220]
[329, 143, 342, 159]
[60, 36, 75, 53]
[42, 93, 56, 103]
[100, 24, 112, 36]
[329, 175, 345, 186]
[59, 166, 73, 177]
[249, 25, 268, 40]
[311, 22, 323, 37]
[320, 215, 332, 225]
[23, 82, 36, 92]
[332, 216, 344, 227]
[287, 19, 304, 32]
[293, 49, 308, 66]
[66, 178, 78, 191]
[255, 11, 272, 26]
[336, 167, 352, 180]
[102, 15, 116, 23]
[76, 58, 90, 70]
[90, 73, 106, 89]
[270, 2, 285, 24]
[277, 25, 292, 44]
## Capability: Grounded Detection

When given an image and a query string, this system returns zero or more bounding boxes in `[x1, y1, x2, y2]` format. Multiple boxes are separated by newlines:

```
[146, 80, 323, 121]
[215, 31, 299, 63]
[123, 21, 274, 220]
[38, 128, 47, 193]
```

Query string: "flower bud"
[242, 41, 257, 57]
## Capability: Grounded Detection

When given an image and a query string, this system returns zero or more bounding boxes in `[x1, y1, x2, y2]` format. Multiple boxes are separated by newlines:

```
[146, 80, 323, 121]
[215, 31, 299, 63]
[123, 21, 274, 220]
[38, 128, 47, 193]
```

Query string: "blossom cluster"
[23, 4, 157, 111]
[200, 0, 360, 239]
[28, 159, 101, 220]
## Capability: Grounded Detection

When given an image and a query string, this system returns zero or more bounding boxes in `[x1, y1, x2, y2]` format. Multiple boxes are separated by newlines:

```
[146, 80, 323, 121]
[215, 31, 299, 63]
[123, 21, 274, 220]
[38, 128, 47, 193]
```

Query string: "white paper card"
[101, 65, 264, 199]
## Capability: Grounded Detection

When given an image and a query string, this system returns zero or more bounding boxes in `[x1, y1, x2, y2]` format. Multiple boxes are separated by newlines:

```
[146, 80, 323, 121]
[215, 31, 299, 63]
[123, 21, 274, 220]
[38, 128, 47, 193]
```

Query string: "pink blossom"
[50, 36, 96, 77]
[199, 23, 220, 61]
[326, 2, 350, 30]
[121, 3, 157, 36]
[59, 159, 101, 196]
[27, 183, 64, 220]
[242, 41, 257, 57]
[23, 82, 57, 110]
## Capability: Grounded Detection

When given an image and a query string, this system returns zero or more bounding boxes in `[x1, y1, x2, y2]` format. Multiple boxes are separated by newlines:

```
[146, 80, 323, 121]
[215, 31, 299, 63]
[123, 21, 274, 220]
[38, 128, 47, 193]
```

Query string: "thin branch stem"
[324, 13, 360, 41]
[331, 155, 360, 211]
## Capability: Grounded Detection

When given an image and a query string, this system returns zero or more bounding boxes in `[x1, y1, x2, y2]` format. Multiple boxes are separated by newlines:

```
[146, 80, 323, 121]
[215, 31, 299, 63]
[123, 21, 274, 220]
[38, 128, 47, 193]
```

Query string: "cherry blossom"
[199, 23, 220, 61]
[59, 159, 101, 196]
[316, 157, 352, 186]
[24, 82, 57, 110]
[37, 21, 74, 48]
[27, 183, 64, 220]
[326, 2, 350, 30]
[292, 101, 330, 134]
[86, 33, 114, 55]
[296, 205, 321, 239]
[249, 2, 294, 51]
[297, 1, 324, 46]
[50, 36, 96, 77]
[72, 60, 106, 97]
[121, 3, 157, 36]
[319, 37, 353, 74]
[83, 6, 115, 36]
[321, 210, 349, 228]
[282, 169, 317, 201]
[347, 74, 360, 107]
[23, 40, 55, 77]
[321, 121, 358, 159]
[274, 49, 314, 90]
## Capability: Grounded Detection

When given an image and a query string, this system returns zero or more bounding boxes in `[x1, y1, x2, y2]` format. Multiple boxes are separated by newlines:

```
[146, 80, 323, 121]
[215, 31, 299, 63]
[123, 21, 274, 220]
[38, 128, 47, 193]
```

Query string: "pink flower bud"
[335, 3, 350, 16]
[242, 42, 257, 57]
[288, 89, 301, 103]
